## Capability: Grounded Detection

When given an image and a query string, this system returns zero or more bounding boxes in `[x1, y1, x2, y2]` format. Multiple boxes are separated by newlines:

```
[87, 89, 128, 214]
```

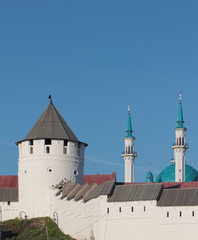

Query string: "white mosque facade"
[1, 95, 198, 240]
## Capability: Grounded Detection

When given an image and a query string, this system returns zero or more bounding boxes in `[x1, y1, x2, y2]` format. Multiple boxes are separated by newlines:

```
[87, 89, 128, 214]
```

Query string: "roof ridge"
[50, 103, 55, 138]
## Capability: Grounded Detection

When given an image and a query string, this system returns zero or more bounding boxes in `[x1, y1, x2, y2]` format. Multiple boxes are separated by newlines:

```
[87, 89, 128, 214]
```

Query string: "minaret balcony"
[122, 151, 137, 157]
[171, 158, 175, 164]
[172, 143, 188, 149]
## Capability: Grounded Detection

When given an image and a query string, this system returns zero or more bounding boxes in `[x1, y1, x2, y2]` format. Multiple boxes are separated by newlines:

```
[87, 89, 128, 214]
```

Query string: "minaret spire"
[179, 92, 182, 104]
[176, 92, 184, 128]
[126, 104, 133, 138]
[172, 93, 188, 182]
[122, 105, 137, 183]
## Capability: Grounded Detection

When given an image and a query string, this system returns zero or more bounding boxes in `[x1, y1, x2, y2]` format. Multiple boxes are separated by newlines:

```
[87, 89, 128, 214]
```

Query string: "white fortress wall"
[0, 202, 19, 221]
[53, 192, 104, 240]
[53, 193, 198, 240]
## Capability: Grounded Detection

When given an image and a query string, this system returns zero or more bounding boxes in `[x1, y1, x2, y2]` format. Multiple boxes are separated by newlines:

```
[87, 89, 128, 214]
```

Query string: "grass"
[2, 217, 75, 240]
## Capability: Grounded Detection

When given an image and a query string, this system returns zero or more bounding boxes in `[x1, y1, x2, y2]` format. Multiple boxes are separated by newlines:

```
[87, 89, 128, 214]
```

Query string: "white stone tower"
[172, 94, 188, 182]
[122, 105, 137, 183]
[16, 97, 87, 218]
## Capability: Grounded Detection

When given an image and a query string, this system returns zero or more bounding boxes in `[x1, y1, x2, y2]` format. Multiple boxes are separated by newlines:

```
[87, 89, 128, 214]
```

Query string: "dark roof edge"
[15, 138, 88, 147]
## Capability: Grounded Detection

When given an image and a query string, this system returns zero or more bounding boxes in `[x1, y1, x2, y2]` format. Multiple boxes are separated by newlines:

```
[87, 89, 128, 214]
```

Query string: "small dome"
[156, 164, 198, 182]
[146, 169, 154, 182]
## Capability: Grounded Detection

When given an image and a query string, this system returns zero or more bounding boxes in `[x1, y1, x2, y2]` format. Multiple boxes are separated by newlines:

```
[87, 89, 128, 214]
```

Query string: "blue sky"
[0, 1, 198, 182]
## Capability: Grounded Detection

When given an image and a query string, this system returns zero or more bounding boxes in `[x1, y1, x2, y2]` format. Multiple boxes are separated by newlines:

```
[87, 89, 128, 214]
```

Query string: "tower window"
[47, 168, 53, 173]
[144, 206, 146, 212]
[179, 137, 181, 145]
[167, 212, 169, 218]
[63, 147, 67, 154]
[107, 208, 109, 214]
[7, 201, 10, 206]
[30, 147, 33, 154]
[119, 207, 121, 213]
[176, 138, 178, 145]
[64, 140, 68, 146]
[45, 139, 51, 145]
[46, 146, 50, 154]
[126, 147, 127, 154]
[29, 140, 33, 145]
[179, 211, 182, 217]
[182, 137, 184, 145]
[131, 207, 134, 212]
[128, 146, 130, 154]
[192, 211, 194, 217]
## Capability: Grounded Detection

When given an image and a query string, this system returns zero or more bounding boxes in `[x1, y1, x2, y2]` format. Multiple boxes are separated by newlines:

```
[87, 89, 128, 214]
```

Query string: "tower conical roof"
[16, 102, 86, 145]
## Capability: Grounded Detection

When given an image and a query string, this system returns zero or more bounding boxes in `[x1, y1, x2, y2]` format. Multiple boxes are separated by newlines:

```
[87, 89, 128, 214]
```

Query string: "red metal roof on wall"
[0, 176, 18, 188]
[1, 174, 198, 189]
[83, 172, 116, 185]
[163, 182, 198, 189]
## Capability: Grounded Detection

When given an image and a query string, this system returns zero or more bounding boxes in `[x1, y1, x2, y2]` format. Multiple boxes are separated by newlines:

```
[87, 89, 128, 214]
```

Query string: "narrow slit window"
[167, 212, 169, 218]
[46, 146, 50, 154]
[30, 147, 33, 154]
[179, 211, 182, 217]
[107, 208, 109, 214]
[119, 207, 121, 213]
[192, 211, 194, 217]
[63, 147, 67, 154]
[144, 206, 146, 212]
[131, 146, 133, 153]
[131, 207, 134, 212]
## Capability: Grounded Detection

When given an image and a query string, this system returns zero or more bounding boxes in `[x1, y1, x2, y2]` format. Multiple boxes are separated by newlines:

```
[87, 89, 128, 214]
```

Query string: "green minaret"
[122, 104, 137, 183]
[172, 93, 188, 182]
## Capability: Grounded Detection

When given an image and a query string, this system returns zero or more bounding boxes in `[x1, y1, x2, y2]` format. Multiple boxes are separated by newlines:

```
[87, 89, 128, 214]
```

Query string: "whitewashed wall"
[18, 139, 85, 218]
[0, 202, 19, 221]
[53, 195, 198, 240]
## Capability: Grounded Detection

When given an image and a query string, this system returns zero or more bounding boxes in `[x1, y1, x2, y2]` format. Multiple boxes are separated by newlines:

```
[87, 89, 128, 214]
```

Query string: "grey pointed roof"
[17, 102, 87, 145]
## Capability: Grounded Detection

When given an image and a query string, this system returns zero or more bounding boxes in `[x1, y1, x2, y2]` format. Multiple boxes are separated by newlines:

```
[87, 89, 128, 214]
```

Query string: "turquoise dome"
[146, 170, 154, 182]
[156, 164, 198, 182]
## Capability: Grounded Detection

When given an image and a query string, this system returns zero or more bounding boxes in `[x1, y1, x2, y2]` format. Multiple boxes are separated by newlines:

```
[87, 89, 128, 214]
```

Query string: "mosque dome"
[156, 164, 198, 182]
